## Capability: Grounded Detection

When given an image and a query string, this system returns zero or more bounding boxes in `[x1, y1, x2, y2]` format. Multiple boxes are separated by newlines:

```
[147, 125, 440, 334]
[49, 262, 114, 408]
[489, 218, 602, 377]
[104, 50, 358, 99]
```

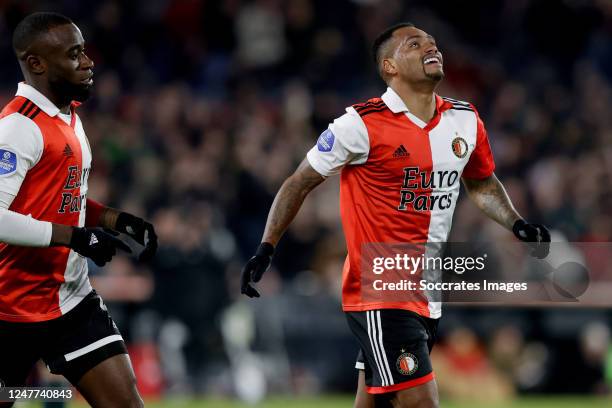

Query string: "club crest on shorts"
[451, 134, 468, 158]
[396, 350, 418, 376]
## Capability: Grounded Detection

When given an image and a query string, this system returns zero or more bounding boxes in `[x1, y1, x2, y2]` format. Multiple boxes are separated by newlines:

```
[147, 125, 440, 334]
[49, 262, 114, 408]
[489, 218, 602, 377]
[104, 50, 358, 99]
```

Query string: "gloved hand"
[512, 219, 551, 259]
[115, 212, 158, 262]
[241, 242, 274, 298]
[70, 227, 132, 266]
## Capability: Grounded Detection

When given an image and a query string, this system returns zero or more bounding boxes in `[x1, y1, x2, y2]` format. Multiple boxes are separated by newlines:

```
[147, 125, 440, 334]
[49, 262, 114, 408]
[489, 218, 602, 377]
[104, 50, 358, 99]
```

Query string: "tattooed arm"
[241, 159, 325, 297]
[261, 158, 326, 245]
[241, 107, 367, 297]
[462, 173, 522, 230]
[463, 173, 551, 258]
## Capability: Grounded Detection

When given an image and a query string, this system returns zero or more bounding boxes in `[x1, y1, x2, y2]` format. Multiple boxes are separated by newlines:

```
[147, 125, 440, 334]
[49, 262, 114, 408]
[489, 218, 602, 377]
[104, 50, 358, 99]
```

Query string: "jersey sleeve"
[0, 116, 51, 247]
[85, 198, 105, 227]
[462, 107, 495, 179]
[306, 107, 370, 177]
[0, 113, 44, 196]
[0, 206, 52, 247]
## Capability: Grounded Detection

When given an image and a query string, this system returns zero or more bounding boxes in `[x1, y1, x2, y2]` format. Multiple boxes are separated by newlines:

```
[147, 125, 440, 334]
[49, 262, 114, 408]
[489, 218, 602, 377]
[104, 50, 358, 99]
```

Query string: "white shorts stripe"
[373, 312, 390, 386]
[376, 311, 394, 385]
[367, 311, 389, 386]
[366, 312, 384, 385]
[64, 334, 123, 362]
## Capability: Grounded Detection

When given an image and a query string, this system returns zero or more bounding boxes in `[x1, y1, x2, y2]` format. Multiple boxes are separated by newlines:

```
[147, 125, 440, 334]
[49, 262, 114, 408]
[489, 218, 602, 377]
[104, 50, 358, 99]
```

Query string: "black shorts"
[0, 290, 127, 386]
[347, 309, 438, 394]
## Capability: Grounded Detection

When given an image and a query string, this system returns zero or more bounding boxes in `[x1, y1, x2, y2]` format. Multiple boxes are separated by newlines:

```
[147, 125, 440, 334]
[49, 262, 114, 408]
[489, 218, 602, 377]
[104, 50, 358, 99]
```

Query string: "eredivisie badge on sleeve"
[0, 149, 17, 175]
[451, 133, 468, 158]
[317, 129, 335, 152]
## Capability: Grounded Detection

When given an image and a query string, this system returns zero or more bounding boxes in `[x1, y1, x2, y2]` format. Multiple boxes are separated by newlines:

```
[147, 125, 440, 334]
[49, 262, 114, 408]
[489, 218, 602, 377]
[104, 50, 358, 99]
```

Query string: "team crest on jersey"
[317, 129, 335, 152]
[451, 135, 468, 158]
[396, 350, 418, 376]
[0, 149, 17, 176]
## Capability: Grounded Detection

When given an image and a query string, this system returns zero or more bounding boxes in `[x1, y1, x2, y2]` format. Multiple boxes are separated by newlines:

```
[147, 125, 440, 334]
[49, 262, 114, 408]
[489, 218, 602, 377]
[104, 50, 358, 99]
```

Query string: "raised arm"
[462, 173, 550, 258]
[241, 158, 325, 297]
[462, 173, 521, 230]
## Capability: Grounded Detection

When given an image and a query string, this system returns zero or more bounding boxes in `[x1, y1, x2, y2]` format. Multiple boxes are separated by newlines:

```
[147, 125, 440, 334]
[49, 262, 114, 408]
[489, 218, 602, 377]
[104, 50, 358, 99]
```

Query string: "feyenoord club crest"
[396, 350, 418, 376]
[451, 135, 468, 158]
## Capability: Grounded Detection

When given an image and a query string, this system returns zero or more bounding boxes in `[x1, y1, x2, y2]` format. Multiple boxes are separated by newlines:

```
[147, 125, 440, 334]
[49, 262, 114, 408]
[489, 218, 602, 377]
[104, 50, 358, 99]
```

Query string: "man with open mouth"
[241, 22, 550, 408]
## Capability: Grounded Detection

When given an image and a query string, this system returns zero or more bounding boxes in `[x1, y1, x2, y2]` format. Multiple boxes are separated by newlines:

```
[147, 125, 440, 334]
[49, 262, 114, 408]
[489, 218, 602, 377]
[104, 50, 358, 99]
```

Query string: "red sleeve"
[462, 107, 495, 179]
[85, 199, 106, 227]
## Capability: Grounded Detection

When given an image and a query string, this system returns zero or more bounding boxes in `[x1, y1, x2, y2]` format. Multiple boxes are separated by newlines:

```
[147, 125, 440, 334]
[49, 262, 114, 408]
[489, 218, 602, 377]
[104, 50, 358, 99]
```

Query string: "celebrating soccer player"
[0, 12, 157, 408]
[241, 22, 551, 408]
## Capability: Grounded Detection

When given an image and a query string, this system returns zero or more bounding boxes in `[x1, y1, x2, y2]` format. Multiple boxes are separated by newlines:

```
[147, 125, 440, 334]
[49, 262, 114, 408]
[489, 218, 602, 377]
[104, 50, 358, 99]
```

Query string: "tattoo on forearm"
[262, 160, 325, 246]
[462, 174, 521, 230]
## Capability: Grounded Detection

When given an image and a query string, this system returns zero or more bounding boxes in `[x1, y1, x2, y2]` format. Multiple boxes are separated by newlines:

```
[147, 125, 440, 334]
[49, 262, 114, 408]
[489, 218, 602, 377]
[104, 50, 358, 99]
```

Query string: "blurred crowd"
[1, 0, 611, 401]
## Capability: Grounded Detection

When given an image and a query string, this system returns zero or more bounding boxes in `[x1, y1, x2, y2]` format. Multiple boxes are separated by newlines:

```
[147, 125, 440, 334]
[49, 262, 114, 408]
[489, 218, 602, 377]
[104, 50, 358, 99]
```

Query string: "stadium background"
[1, 0, 611, 406]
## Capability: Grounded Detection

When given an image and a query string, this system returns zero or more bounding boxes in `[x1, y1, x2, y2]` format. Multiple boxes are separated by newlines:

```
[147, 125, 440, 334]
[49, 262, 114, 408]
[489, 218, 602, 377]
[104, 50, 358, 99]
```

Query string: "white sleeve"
[0, 207, 53, 247]
[0, 114, 52, 247]
[306, 107, 370, 177]
[0, 113, 44, 195]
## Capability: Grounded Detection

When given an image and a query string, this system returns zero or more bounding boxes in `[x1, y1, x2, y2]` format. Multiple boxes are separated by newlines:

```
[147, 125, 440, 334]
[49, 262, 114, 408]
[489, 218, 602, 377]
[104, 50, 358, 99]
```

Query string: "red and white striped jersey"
[0, 83, 93, 322]
[307, 87, 495, 318]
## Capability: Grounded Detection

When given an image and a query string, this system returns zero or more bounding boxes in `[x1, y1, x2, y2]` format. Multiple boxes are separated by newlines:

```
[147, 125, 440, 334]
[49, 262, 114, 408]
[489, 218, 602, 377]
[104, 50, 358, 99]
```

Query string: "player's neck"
[390, 82, 437, 123]
[24, 78, 71, 114]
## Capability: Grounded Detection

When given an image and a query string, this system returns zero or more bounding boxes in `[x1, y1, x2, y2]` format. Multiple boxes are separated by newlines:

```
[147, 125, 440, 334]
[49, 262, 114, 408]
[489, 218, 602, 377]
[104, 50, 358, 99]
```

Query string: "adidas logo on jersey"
[89, 234, 99, 246]
[63, 144, 73, 157]
[392, 145, 410, 158]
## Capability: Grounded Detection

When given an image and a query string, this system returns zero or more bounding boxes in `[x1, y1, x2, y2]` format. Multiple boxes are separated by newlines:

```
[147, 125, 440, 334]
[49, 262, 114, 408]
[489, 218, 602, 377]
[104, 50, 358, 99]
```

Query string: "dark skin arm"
[50, 207, 120, 246]
[261, 158, 326, 246]
[462, 173, 522, 230]
[241, 158, 326, 297]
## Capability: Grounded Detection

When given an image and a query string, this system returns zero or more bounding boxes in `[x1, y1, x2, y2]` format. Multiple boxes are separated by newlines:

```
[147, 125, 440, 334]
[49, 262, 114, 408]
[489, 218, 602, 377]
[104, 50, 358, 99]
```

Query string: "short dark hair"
[372, 22, 415, 79]
[12, 12, 73, 59]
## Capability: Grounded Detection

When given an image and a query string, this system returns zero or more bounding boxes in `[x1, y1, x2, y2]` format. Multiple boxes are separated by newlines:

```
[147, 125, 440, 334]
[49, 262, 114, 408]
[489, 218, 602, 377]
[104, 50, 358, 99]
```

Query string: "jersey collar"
[16, 82, 61, 117]
[381, 87, 409, 113]
[381, 86, 453, 114]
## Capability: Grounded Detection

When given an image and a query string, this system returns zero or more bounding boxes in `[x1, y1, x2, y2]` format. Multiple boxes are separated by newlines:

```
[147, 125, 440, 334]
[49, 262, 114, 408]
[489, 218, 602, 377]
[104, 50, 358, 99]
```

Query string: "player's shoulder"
[1, 97, 43, 121]
[326, 104, 371, 143]
[441, 96, 477, 113]
[351, 97, 387, 117]
[0, 111, 41, 135]
[0, 100, 44, 146]
[0, 97, 44, 128]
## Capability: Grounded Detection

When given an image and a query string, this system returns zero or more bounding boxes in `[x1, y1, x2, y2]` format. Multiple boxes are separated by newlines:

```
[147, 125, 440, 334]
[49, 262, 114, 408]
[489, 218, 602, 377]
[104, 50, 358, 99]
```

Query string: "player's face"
[389, 26, 444, 84]
[39, 24, 94, 103]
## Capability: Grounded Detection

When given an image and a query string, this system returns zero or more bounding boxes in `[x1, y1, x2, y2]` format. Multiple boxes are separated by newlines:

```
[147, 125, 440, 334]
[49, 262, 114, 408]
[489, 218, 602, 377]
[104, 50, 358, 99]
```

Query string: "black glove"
[115, 212, 158, 262]
[512, 219, 551, 259]
[70, 227, 132, 266]
[241, 242, 274, 298]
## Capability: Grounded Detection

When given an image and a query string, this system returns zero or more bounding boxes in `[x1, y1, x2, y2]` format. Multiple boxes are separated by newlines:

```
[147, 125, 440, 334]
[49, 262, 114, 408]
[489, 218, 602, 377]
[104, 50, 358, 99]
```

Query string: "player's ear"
[382, 58, 398, 77]
[25, 54, 46, 75]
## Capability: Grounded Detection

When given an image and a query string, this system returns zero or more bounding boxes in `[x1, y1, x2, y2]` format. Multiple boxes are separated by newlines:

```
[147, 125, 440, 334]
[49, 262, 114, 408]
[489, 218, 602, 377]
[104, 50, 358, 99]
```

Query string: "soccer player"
[0, 13, 157, 408]
[241, 23, 551, 408]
